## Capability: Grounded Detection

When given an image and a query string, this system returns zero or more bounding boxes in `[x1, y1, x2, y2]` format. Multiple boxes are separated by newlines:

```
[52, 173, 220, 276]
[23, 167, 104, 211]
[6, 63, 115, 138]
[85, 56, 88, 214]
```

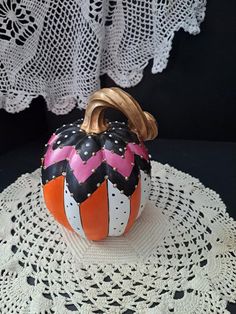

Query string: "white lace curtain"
[0, 0, 206, 114]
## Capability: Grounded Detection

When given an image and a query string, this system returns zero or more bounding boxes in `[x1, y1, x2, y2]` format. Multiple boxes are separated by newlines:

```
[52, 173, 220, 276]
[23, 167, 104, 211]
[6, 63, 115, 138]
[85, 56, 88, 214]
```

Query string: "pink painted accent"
[127, 142, 148, 160]
[104, 149, 134, 177]
[48, 134, 58, 145]
[67, 149, 134, 183]
[44, 139, 149, 181]
[71, 150, 103, 183]
[44, 146, 73, 168]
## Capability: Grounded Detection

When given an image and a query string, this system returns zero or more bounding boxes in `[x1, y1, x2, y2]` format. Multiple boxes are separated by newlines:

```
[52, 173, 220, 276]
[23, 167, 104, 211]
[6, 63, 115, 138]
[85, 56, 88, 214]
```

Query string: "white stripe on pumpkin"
[137, 170, 151, 218]
[64, 180, 86, 238]
[107, 180, 130, 236]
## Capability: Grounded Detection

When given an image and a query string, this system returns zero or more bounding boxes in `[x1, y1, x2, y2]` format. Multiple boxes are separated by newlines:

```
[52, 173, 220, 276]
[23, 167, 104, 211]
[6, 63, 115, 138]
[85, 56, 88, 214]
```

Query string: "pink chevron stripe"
[44, 141, 149, 182]
[103, 148, 134, 177]
[71, 150, 103, 183]
[44, 145, 73, 168]
[127, 142, 148, 160]
[67, 149, 134, 183]
[48, 134, 58, 145]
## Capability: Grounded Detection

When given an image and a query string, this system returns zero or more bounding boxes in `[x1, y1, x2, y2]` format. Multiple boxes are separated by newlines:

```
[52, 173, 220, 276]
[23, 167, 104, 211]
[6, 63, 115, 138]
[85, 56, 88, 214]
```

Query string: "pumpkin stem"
[80, 87, 158, 141]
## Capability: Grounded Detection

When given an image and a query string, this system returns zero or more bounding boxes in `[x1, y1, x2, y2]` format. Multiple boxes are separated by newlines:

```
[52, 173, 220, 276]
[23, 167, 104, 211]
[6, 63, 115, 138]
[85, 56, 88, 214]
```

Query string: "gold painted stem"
[80, 87, 158, 141]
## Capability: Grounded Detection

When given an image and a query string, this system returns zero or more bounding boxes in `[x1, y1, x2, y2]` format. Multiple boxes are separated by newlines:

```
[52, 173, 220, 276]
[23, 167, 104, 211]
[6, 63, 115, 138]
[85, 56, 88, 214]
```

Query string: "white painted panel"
[107, 180, 130, 236]
[137, 171, 151, 218]
[64, 181, 86, 238]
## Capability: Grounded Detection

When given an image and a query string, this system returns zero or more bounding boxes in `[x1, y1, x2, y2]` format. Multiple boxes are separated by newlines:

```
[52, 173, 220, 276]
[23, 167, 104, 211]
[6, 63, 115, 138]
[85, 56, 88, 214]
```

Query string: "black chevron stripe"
[41, 160, 68, 184]
[55, 119, 84, 135]
[65, 162, 145, 203]
[134, 155, 151, 174]
[66, 163, 106, 203]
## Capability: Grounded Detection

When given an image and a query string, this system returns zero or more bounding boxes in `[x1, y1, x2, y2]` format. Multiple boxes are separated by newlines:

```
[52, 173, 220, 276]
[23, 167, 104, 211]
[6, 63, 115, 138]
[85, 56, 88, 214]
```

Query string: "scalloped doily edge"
[0, 0, 206, 115]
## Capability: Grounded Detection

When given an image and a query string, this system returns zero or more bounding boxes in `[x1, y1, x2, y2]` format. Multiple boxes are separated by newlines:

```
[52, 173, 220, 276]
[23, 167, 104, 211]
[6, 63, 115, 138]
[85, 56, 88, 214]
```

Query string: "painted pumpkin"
[41, 87, 158, 241]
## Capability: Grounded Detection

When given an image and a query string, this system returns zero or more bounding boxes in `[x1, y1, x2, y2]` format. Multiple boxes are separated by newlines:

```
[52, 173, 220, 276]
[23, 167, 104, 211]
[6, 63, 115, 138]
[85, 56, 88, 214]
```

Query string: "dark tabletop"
[0, 138, 235, 312]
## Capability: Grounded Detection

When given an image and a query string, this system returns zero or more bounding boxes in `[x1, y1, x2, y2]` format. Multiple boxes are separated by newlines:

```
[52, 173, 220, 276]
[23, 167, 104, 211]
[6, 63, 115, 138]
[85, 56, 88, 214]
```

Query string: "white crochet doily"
[0, 161, 235, 313]
[0, 0, 206, 114]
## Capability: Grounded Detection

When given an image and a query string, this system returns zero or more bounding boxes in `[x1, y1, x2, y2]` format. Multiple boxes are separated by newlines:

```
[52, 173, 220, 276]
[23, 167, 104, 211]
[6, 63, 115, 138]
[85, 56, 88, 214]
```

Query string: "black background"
[0, 0, 236, 311]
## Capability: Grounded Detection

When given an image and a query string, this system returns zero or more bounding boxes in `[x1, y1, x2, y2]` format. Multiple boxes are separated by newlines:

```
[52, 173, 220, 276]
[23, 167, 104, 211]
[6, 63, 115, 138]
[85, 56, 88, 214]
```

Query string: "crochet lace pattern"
[0, 0, 206, 114]
[0, 161, 235, 313]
